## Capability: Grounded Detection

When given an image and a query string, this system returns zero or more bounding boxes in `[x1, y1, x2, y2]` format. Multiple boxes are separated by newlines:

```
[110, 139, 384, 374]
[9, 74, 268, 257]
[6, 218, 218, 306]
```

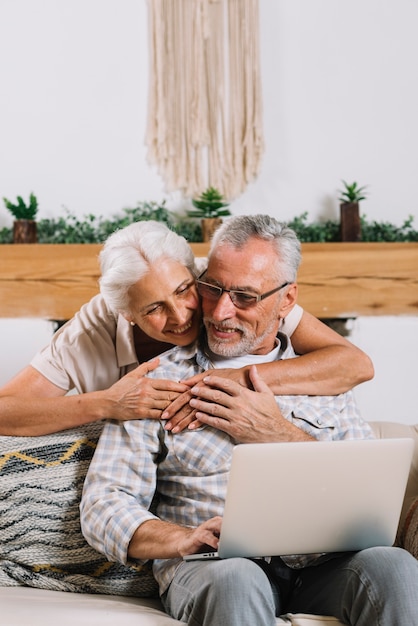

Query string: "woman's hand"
[106, 359, 190, 421]
[161, 367, 253, 433]
[161, 388, 199, 432]
[184, 367, 252, 389]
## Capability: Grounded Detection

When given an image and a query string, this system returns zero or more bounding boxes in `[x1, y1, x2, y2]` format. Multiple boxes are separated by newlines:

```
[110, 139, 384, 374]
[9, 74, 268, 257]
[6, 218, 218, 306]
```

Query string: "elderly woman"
[0, 221, 373, 436]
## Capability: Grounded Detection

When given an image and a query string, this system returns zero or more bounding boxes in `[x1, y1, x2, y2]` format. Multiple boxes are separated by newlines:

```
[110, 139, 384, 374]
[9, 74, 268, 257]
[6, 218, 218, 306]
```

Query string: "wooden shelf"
[1, 242, 417, 319]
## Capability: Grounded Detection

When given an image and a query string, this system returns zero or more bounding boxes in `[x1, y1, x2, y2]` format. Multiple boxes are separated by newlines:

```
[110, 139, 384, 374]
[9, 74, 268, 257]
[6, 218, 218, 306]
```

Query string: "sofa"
[1, 420, 417, 626]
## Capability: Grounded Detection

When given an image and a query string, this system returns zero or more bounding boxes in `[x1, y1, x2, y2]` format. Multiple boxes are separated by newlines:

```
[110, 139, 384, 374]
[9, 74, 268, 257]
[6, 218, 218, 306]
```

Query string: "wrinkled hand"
[184, 367, 252, 389]
[162, 367, 253, 433]
[178, 516, 222, 557]
[188, 365, 304, 443]
[106, 359, 190, 421]
[161, 388, 199, 433]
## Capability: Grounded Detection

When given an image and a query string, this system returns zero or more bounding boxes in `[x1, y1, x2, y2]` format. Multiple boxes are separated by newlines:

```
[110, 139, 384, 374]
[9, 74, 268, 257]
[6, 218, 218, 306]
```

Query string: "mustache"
[204, 317, 245, 333]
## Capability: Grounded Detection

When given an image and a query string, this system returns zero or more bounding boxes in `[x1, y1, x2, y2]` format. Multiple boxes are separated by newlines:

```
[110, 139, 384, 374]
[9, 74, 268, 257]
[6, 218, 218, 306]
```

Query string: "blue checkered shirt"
[80, 335, 374, 594]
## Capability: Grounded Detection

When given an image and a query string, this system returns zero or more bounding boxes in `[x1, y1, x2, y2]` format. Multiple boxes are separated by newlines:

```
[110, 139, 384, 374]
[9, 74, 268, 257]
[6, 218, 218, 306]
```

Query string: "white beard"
[205, 316, 280, 358]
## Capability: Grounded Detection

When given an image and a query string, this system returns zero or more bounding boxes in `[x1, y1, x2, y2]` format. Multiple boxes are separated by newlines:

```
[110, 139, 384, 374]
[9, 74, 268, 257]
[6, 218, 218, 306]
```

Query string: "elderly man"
[81, 215, 418, 626]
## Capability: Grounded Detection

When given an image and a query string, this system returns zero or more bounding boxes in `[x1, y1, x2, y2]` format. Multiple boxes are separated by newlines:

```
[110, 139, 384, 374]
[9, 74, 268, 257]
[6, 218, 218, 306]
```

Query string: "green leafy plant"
[188, 186, 231, 218]
[287, 212, 418, 243]
[338, 181, 368, 204]
[0, 200, 203, 244]
[1, 203, 417, 244]
[35, 201, 177, 244]
[287, 212, 340, 242]
[3, 192, 39, 220]
[360, 215, 418, 242]
[0, 227, 13, 243]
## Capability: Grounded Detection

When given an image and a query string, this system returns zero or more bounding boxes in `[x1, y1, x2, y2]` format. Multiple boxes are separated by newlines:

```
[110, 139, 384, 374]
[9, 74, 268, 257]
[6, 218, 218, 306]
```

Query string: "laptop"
[183, 437, 414, 561]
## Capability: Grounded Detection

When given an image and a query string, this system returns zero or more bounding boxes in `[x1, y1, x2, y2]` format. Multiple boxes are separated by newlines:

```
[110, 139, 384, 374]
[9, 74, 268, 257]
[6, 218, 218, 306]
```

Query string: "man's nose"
[209, 292, 236, 321]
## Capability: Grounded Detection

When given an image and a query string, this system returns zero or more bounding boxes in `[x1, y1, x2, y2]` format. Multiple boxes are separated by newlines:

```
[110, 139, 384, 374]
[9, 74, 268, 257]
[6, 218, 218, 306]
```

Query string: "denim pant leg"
[161, 557, 277, 626]
[287, 547, 418, 626]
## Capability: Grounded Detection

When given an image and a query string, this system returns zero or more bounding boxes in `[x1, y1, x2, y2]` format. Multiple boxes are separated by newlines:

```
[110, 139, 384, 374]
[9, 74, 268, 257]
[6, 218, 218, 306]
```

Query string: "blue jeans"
[161, 547, 418, 626]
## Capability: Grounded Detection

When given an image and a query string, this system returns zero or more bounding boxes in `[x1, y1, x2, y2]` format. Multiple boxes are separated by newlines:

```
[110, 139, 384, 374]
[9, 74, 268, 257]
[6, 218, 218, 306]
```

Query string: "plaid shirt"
[80, 335, 374, 594]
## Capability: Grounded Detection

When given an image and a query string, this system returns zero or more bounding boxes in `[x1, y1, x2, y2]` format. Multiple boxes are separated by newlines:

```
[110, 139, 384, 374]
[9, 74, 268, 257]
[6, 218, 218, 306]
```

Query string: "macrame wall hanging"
[145, 0, 264, 200]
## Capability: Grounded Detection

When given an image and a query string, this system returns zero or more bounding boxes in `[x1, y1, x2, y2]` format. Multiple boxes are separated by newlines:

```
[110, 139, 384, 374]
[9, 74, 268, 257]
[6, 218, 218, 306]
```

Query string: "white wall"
[347, 318, 418, 425]
[1, 1, 417, 423]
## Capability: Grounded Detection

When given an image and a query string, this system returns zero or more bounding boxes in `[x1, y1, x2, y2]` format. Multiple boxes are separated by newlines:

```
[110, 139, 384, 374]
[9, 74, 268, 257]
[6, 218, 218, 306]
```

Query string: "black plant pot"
[13, 220, 38, 243]
[340, 203, 361, 242]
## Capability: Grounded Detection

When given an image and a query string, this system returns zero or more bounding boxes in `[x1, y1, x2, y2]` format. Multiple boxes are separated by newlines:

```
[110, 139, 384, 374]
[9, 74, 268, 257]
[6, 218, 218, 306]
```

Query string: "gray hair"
[99, 221, 197, 315]
[209, 214, 301, 283]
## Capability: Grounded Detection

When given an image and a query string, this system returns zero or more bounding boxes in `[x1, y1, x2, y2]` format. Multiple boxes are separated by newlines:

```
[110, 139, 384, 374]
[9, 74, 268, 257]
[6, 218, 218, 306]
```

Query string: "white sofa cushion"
[0, 587, 341, 626]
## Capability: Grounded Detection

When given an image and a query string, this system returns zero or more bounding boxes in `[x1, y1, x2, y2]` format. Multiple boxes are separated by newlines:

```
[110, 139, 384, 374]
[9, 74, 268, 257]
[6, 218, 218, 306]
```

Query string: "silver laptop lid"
[217, 438, 413, 559]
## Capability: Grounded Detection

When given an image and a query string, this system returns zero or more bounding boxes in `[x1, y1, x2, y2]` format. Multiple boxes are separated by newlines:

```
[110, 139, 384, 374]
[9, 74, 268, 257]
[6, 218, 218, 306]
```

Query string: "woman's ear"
[279, 283, 298, 319]
[123, 313, 135, 326]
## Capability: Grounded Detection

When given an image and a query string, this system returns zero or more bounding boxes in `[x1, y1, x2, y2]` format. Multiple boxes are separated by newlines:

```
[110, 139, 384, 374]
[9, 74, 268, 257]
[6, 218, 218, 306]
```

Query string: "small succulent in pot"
[338, 181, 367, 242]
[187, 187, 231, 242]
[3, 192, 39, 243]
[338, 181, 368, 204]
[188, 186, 231, 219]
[3, 192, 39, 220]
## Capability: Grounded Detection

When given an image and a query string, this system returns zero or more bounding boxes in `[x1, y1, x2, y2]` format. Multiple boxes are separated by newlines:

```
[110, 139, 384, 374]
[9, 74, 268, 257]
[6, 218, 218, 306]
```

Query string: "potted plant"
[188, 186, 231, 242]
[338, 181, 367, 242]
[3, 192, 39, 243]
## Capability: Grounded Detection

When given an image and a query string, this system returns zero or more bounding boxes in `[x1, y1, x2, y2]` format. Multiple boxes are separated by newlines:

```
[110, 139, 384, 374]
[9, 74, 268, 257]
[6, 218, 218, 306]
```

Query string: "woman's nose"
[169, 302, 189, 325]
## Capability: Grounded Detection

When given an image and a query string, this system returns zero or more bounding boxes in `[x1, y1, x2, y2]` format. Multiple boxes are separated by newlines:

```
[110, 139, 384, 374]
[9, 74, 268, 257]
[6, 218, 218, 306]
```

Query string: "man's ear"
[279, 283, 298, 318]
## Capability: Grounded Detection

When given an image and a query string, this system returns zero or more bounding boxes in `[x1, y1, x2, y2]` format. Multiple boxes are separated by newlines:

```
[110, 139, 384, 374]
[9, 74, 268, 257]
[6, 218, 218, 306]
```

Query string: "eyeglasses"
[196, 272, 290, 310]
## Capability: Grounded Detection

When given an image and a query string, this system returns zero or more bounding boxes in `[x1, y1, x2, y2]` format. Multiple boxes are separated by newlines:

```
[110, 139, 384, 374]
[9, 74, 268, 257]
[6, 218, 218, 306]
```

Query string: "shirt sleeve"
[80, 418, 162, 565]
[280, 304, 303, 337]
[278, 390, 375, 442]
[30, 295, 122, 393]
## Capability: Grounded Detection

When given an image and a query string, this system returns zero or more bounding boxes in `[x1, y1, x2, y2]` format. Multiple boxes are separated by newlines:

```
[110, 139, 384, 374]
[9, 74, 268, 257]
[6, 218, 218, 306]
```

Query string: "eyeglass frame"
[196, 271, 290, 310]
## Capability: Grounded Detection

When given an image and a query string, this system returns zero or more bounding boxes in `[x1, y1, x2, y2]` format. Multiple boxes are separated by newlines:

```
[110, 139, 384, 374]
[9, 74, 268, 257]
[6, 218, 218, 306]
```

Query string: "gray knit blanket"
[0, 422, 158, 596]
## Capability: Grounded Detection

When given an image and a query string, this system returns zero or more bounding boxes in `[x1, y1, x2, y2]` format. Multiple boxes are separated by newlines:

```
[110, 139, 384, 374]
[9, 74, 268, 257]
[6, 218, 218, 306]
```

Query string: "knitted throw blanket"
[0, 423, 158, 596]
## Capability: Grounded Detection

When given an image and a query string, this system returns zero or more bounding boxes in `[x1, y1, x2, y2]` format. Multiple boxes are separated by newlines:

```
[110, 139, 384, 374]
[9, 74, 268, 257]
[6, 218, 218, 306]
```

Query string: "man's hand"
[105, 359, 190, 421]
[177, 516, 222, 557]
[128, 516, 222, 560]
[162, 367, 252, 433]
[188, 365, 313, 443]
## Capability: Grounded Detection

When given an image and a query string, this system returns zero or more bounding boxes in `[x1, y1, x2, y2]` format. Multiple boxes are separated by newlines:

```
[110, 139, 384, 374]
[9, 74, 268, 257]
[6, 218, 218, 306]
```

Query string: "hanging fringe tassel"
[145, 0, 264, 200]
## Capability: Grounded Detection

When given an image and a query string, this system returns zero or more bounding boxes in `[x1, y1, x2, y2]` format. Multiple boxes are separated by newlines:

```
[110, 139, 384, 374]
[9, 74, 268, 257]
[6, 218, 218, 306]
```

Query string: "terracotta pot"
[340, 202, 361, 242]
[13, 220, 38, 243]
[201, 217, 222, 242]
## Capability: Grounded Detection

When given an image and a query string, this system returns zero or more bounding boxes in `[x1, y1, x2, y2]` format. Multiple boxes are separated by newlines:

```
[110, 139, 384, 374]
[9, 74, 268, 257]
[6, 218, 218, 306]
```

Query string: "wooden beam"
[1, 244, 102, 320]
[298, 243, 418, 318]
[1, 242, 417, 319]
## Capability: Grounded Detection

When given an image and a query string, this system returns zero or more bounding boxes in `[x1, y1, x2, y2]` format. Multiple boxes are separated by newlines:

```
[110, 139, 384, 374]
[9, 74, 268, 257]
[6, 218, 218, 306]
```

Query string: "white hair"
[209, 214, 301, 282]
[99, 221, 197, 315]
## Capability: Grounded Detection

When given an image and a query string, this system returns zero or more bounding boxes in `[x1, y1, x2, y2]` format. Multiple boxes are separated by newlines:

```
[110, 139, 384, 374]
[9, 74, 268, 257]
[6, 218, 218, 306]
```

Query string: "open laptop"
[183, 437, 414, 561]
